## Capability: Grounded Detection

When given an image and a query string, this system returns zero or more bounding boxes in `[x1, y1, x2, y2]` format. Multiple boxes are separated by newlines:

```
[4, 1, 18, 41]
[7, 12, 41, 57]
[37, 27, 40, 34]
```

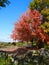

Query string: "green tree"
[29, 0, 49, 11]
[0, 0, 10, 7]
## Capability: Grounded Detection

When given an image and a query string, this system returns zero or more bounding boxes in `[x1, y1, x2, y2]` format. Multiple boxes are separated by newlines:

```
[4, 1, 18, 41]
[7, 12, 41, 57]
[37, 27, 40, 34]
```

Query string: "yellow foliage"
[40, 22, 49, 33]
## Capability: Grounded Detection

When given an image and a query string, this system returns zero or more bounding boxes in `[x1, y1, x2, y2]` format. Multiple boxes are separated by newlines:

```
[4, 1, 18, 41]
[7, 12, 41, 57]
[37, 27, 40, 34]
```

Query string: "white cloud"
[0, 33, 13, 42]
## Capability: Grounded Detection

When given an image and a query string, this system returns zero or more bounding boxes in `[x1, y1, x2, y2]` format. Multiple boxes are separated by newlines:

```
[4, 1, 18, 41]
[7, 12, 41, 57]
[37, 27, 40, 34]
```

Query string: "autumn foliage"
[11, 9, 49, 44]
[11, 0, 49, 47]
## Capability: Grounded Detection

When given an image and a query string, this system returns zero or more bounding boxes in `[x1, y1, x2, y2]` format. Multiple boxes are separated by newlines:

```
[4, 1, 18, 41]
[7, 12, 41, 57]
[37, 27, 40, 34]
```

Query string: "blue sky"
[0, 0, 31, 42]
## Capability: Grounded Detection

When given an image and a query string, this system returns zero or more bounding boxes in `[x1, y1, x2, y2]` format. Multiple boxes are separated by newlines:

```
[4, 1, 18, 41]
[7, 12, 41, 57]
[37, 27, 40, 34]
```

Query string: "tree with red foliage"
[11, 9, 49, 48]
[11, 10, 41, 41]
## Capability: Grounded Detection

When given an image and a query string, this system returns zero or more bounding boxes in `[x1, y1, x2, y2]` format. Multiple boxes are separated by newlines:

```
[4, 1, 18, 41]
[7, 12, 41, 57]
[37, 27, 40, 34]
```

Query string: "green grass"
[0, 56, 11, 65]
[0, 57, 5, 65]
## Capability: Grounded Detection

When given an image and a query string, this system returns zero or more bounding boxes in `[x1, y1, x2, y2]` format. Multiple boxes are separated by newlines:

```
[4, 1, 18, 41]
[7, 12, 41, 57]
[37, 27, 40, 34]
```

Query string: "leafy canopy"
[11, 0, 49, 45]
[0, 0, 10, 7]
[29, 0, 49, 11]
